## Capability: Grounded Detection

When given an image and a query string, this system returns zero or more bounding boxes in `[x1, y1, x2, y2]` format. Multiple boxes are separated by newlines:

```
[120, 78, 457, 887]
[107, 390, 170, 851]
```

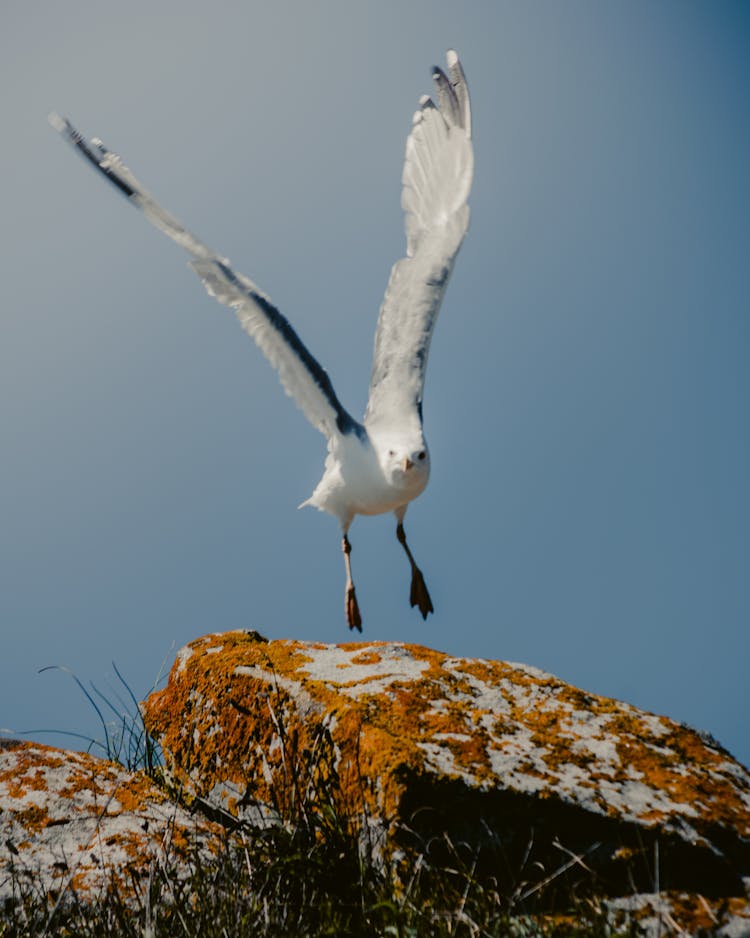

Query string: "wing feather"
[364, 51, 473, 432]
[49, 114, 360, 441]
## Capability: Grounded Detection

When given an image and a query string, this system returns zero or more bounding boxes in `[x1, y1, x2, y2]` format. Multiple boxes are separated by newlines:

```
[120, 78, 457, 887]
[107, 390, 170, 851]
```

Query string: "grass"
[1, 817, 626, 938]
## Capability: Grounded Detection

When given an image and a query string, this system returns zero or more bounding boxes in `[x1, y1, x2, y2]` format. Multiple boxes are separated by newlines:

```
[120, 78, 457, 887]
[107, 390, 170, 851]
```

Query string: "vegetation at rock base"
[1, 818, 634, 938]
[0, 748, 706, 938]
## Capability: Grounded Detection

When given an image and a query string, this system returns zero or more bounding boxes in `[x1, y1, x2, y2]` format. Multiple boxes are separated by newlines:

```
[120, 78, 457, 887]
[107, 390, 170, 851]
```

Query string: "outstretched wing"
[49, 114, 361, 441]
[364, 50, 473, 432]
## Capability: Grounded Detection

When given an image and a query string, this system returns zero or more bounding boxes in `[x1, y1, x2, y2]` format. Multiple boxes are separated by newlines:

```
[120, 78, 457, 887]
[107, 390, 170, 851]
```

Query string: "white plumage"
[50, 50, 474, 631]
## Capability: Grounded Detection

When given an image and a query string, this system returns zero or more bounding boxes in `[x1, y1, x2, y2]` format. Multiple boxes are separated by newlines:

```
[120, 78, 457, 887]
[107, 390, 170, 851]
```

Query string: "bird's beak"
[403, 457, 414, 471]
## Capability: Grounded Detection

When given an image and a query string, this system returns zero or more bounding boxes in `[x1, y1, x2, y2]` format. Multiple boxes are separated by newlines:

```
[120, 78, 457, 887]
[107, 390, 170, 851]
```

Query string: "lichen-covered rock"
[0, 740, 224, 905]
[144, 631, 750, 902]
[601, 890, 750, 938]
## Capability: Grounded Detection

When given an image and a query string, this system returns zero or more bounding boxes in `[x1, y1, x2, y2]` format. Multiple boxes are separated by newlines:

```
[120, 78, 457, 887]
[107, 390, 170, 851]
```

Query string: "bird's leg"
[342, 534, 362, 632]
[396, 523, 434, 619]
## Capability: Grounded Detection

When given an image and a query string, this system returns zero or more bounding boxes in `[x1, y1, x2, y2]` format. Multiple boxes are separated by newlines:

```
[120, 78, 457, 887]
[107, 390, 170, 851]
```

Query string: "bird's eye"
[418, 451, 426, 460]
[388, 449, 395, 457]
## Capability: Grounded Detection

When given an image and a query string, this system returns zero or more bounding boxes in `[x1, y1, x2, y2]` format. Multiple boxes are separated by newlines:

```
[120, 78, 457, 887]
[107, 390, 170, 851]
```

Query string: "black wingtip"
[50, 113, 136, 200]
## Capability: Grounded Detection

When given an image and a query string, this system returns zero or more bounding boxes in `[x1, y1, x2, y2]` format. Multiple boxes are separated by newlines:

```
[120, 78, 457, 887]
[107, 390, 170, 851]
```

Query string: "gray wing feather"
[364, 50, 473, 432]
[49, 114, 359, 441]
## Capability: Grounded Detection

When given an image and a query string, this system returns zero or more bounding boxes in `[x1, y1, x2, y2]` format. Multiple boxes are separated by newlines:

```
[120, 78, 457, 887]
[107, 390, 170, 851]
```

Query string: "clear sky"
[2, 2, 749, 767]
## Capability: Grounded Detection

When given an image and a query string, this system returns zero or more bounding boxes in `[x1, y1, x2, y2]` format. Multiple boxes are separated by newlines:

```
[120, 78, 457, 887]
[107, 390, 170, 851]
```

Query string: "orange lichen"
[13, 804, 49, 832]
[113, 771, 169, 813]
[348, 650, 383, 666]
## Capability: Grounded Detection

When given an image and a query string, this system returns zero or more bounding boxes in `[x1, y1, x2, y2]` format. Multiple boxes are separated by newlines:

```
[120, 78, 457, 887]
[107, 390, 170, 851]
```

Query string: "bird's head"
[379, 438, 431, 491]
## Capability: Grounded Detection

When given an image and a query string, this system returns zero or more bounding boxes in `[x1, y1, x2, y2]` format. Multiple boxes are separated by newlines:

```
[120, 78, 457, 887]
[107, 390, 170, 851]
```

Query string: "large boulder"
[143, 631, 750, 906]
[0, 740, 223, 905]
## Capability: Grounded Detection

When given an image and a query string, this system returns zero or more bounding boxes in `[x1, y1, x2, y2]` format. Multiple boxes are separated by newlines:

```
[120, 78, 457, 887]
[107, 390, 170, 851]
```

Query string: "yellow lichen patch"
[13, 804, 50, 833]
[444, 731, 493, 777]
[113, 770, 169, 813]
[148, 640, 341, 817]
[335, 673, 401, 689]
[667, 894, 721, 933]
[0, 746, 65, 800]
[337, 642, 383, 654]
[348, 650, 384, 666]
[59, 765, 119, 803]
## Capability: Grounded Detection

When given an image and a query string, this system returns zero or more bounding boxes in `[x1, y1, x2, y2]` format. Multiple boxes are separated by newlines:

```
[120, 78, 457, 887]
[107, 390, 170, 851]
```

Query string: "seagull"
[50, 50, 473, 631]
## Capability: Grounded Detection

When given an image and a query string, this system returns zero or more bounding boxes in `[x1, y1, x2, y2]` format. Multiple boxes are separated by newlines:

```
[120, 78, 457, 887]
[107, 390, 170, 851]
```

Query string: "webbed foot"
[409, 566, 434, 619]
[346, 584, 363, 632]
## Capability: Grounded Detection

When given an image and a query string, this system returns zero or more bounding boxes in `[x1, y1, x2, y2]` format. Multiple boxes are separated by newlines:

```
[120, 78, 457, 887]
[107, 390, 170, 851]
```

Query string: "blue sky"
[2, 2, 749, 767]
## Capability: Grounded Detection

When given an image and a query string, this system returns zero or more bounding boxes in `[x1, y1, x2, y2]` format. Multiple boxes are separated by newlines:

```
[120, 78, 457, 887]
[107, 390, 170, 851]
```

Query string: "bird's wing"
[49, 114, 362, 441]
[364, 50, 473, 432]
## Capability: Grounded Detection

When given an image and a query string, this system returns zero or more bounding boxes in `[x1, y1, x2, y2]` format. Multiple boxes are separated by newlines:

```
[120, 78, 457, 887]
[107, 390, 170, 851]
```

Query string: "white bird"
[50, 50, 473, 631]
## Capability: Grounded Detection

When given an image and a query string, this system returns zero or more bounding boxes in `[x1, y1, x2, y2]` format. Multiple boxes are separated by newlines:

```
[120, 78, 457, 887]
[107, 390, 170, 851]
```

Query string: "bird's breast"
[306, 436, 429, 522]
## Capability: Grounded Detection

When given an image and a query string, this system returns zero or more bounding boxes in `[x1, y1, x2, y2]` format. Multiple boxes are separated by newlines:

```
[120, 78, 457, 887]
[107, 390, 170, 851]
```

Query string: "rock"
[144, 631, 750, 907]
[0, 740, 224, 905]
[4, 635, 749, 934]
[602, 890, 750, 938]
